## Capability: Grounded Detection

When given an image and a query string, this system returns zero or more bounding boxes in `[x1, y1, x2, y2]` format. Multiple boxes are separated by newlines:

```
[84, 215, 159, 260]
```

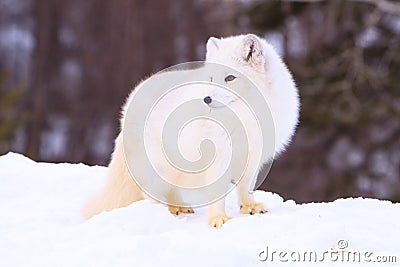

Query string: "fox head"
[204, 34, 300, 154]
[204, 33, 299, 86]
[199, 34, 265, 109]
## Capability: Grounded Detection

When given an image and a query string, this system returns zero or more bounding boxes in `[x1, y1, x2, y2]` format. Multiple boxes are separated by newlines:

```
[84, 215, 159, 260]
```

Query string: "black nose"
[204, 96, 212, 104]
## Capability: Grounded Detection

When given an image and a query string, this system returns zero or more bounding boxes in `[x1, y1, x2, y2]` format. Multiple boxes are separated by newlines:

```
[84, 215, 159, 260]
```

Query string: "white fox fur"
[82, 34, 300, 228]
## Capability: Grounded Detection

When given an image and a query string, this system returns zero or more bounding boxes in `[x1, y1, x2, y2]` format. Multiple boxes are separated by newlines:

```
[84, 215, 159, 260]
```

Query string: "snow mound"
[0, 152, 399, 267]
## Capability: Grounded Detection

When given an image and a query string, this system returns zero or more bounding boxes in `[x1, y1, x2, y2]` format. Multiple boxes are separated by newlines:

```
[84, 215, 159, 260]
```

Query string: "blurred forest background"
[0, 0, 399, 203]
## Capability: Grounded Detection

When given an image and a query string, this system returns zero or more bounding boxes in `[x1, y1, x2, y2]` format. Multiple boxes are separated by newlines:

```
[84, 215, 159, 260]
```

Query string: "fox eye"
[225, 75, 236, 82]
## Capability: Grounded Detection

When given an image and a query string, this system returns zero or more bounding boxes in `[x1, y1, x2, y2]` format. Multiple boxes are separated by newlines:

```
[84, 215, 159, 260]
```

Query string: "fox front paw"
[208, 215, 231, 228]
[240, 203, 266, 215]
[168, 206, 194, 215]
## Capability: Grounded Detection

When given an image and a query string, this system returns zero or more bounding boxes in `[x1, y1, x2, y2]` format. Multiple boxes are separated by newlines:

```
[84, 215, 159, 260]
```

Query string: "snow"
[1, 152, 399, 267]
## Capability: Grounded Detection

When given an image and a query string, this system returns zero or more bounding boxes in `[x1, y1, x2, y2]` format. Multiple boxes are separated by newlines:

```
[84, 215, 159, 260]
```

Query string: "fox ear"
[206, 37, 220, 54]
[242, 34, 264, 66]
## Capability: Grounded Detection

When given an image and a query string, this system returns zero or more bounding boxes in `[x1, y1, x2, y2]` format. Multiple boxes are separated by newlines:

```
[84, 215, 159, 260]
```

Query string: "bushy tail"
[81, 133, 144, 220]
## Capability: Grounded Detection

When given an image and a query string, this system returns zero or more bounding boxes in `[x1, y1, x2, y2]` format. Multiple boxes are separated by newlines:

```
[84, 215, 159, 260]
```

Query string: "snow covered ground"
[0, 152, 399, 267]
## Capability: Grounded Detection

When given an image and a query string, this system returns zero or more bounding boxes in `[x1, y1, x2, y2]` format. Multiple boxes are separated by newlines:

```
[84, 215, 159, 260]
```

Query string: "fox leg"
[207, 198, 231, 228]
[236, 174, 266, 215]
[163, 172, 195, 215]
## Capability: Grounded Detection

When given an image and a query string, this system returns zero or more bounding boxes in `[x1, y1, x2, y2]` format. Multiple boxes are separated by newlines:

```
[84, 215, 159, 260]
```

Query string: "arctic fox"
[82, 34, 299, 228]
